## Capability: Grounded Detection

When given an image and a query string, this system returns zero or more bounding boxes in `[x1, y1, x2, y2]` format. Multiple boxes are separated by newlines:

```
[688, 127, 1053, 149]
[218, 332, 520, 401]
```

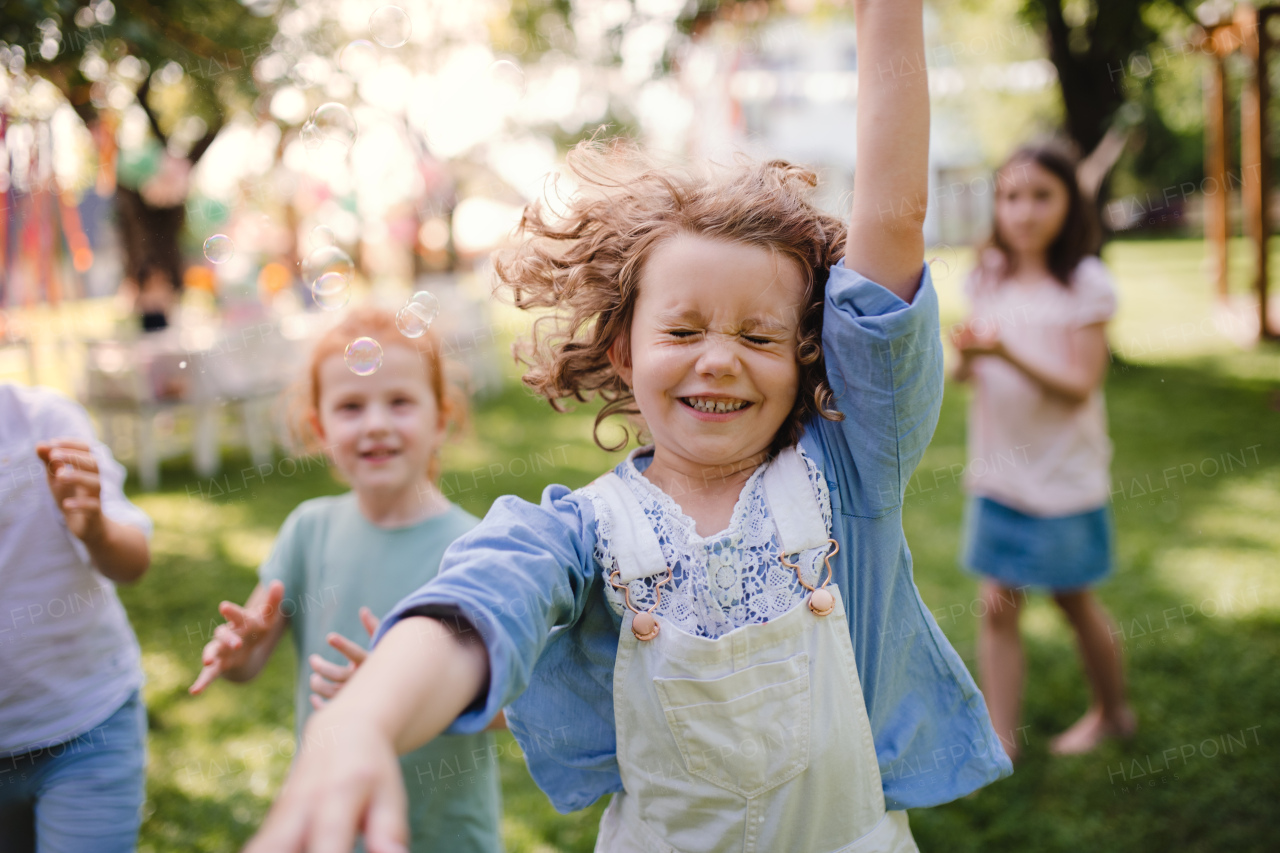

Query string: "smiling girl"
[247, 3, 1010, 851]
[951, 144, 1136, 761]
[189, 308, 502, 853]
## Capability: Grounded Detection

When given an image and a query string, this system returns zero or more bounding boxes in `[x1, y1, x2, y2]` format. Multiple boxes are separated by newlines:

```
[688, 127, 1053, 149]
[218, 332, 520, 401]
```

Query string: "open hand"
[244, 712, 409, 853]
[245, 615, 492, 852]
[36, 439, 104, 542]
[949, 321, 1004, 357]
[189, 580, 286, 694]
[309, 607, 381, 711]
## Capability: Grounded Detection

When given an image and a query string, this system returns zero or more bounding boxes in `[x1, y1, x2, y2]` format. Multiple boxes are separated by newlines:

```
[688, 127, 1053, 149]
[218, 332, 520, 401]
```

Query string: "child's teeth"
[689, 397, 743, 413]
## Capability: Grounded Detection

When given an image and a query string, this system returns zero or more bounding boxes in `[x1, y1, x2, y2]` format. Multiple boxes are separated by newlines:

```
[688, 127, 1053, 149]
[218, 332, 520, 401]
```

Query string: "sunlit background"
[1, 0, 1257, 350]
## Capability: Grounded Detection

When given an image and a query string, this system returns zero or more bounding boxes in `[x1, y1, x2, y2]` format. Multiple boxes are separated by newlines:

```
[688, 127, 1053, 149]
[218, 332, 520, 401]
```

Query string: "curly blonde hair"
[497, 140, 847, 453]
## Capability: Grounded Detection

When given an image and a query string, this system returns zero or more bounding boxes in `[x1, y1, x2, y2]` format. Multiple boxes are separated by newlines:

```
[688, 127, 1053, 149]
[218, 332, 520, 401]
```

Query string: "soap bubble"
[311, 272, 350, 311]
[344, 336, 384, 376]
[412, 290, 440, 323]
[301, 244, 355, 286]
[305, 102, 357, 153]
[339, 39, 378, 78]
[370, 6, 411, 48]
[299, 120, 320, 148]
[395, 291, 440, 338]
[311, 225, 336, 248]
[488, 60, 525, 97]
[289, 53, 330, 89]
[203, 234, 234, 264]
[395, 306, 427, 338]
[928, 245, 958, 280]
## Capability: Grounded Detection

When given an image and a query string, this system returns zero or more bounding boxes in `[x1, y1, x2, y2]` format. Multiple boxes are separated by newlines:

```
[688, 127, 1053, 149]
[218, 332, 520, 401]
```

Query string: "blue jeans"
[0, 691, 147, 853]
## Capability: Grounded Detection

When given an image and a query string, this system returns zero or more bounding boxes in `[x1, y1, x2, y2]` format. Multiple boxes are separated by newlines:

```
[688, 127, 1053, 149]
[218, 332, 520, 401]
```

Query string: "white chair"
[80, 335, 202, 492]
[79, 315, 311, 491]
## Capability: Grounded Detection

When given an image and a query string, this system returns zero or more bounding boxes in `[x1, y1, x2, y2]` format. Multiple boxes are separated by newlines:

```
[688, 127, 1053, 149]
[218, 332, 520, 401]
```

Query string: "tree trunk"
[114, 185, 187, 289]
[1039, 2, 1110, 154]
[1035, 0, 1153, 233]
[110, 76, 221, 291]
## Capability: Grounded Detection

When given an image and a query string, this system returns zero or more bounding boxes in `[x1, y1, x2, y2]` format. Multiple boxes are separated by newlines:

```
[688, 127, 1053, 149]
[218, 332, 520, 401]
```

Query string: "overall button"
[632, 612, 659, 641]
[809, 588, 835, 616]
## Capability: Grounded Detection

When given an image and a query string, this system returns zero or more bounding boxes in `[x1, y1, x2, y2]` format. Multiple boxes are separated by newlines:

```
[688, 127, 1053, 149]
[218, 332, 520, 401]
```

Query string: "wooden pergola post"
[1241, 6, 1273, 337]
[1201, 4, 1277, 339]
[1204, 53, 1231, 301]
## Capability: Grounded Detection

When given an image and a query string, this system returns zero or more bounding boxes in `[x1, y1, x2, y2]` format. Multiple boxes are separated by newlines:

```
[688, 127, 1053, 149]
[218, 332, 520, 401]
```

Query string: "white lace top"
[583, 445, 834, 639]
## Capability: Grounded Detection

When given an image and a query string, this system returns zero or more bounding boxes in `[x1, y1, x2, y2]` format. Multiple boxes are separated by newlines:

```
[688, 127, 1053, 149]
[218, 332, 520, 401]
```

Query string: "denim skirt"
[960, 496, 1113, 591]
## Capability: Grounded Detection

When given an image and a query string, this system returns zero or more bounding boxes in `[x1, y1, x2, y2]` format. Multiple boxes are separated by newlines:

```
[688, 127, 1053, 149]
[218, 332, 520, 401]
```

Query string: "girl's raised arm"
[845, 0, 928, 300]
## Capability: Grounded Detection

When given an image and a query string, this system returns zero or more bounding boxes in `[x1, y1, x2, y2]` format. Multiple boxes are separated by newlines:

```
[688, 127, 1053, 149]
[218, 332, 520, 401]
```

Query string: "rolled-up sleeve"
[372, 485, 597, 734]
[803, 264, 1011, 806]
[819, 261, 943, 517]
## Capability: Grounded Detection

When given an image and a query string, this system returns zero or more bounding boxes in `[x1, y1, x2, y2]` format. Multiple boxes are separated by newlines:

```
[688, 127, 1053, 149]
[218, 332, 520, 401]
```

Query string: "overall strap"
[762, 446, 829, 556]
[591, 472, 669, 582]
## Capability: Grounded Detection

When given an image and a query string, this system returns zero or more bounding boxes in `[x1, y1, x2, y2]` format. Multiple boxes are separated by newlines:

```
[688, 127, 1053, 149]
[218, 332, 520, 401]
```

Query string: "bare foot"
[1050, 706, 1137, 755]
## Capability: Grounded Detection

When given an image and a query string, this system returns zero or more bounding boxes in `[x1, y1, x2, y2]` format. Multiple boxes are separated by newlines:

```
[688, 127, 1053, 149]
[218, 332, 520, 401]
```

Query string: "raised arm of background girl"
[845, 0, 928, 298]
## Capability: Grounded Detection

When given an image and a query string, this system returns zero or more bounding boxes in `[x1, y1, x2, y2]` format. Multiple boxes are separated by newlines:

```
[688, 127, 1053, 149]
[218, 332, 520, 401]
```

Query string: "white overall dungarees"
[589, 448, 919, 853]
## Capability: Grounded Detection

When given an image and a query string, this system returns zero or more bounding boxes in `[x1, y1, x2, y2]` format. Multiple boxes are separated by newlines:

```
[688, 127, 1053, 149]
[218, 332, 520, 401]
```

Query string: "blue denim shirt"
[375, 262, 1013, 813]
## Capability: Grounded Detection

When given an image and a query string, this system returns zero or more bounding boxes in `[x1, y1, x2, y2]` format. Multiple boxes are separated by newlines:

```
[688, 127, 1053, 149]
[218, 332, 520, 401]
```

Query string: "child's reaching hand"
[245, 708, 411, 853]
[308, 607, 381, 710]
[36, 439, 105, 542]
[246, 615, 490, 853]
[949, 321, 1003, 384]
[36, 438, 150, 584]
[189, 580, 288, 694]
[950, 321, 1004, 357]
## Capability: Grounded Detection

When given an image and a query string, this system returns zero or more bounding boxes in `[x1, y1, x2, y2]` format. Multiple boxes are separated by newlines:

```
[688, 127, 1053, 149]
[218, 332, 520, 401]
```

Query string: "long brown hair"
[290, 306, 465, 482]
[495, 139, 847, 453]
[988, 142, 1100, 286]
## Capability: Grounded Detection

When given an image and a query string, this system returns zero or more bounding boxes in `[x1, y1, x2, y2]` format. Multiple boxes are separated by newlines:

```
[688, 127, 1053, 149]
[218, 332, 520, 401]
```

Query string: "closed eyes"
[663, 327, 781, 344]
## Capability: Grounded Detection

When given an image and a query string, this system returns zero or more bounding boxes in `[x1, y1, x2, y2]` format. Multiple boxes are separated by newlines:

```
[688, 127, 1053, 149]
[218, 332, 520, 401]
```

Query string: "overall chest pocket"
[653, 653, 810, 799]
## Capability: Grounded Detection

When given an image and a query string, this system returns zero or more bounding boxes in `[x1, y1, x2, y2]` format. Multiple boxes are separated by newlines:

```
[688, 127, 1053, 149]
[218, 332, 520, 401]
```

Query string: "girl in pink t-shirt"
[950, 143, 1135, 761]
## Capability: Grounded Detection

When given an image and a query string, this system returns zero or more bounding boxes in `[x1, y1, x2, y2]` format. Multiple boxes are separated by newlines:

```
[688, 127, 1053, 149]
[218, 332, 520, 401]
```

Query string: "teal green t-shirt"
[260, 493, 503, 853]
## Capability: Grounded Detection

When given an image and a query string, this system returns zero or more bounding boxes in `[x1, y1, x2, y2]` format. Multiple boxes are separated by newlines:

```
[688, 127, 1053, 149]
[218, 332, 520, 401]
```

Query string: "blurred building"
[648, 13, 1058, 248]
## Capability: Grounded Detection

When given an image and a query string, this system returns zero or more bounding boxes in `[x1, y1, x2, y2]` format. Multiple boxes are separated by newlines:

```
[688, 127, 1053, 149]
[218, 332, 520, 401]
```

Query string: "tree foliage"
[3, 0, 280, 285]
[2, 0, 277, 125]
[1020, 0, 1209, 199]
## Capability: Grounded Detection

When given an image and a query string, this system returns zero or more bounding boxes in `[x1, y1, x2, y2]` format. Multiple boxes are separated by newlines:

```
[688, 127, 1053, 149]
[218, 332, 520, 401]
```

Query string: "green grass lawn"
[93, 238, 1280, 851]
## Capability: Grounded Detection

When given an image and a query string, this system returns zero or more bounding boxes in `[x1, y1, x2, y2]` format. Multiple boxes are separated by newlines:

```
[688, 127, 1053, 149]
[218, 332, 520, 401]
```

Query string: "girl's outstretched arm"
[245, 615, 489, 853]
[845, 0, 928, 300]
